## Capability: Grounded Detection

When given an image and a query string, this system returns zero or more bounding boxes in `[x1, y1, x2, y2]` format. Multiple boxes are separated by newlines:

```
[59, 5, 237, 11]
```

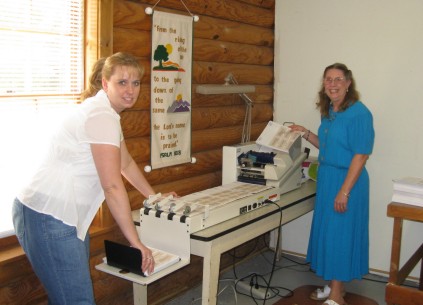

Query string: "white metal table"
[190, 180, 316, 305]
[96, 180, 316, 305]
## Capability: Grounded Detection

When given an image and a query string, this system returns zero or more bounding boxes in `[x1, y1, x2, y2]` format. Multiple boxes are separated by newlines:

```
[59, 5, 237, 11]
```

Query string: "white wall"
[275, 0, 423, 278]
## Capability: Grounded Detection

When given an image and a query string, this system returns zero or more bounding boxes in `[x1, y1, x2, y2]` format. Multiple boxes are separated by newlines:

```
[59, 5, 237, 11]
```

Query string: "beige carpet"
[273, 285, 379, 305]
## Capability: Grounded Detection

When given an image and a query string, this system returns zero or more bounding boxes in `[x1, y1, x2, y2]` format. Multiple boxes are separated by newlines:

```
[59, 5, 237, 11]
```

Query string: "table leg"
[389, 217, 403, 284]
[201, 244, 221, 305]
[133, 282, 147, 305]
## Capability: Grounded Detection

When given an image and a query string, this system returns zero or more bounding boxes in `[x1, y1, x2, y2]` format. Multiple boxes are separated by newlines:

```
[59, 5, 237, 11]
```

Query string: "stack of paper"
[392, 177, 423, 207]
[256, 121, 303, 153]
[146, 247, 181, 276]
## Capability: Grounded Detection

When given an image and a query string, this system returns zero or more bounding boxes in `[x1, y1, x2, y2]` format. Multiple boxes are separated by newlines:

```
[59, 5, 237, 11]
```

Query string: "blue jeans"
[12, 198, 96, 305]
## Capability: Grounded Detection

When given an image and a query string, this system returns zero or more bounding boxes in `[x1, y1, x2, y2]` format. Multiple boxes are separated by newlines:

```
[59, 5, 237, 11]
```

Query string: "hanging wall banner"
[150, 11, 193, 170]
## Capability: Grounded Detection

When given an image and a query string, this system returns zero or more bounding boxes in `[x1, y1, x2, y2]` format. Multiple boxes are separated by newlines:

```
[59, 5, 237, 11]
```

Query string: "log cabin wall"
[117, 0, 275, 205]
[0, 1, 275, 304]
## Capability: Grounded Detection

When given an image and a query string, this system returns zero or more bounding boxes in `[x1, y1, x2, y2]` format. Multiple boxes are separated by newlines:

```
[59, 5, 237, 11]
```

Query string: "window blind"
[0, 0, 84, 99]
[0, 0, 85, 237]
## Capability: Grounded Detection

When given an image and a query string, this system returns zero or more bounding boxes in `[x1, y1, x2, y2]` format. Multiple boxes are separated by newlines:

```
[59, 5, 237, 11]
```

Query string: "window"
[0, 0, 85, 237]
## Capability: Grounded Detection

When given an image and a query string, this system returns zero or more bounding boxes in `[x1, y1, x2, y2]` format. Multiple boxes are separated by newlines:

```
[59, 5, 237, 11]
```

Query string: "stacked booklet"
[392, 177, 423, 207]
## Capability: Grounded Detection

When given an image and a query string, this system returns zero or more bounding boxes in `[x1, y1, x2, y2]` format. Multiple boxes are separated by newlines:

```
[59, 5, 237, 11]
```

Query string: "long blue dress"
[306, 101, 375, 282]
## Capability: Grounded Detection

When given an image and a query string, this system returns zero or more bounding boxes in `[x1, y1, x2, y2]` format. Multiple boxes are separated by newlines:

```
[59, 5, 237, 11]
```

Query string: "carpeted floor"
[273, 285, 379, 305]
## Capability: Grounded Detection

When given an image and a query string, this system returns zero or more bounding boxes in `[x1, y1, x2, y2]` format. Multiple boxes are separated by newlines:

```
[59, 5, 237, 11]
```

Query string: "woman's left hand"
[334, 191, 348, 213]
[163, 191, 179, 198]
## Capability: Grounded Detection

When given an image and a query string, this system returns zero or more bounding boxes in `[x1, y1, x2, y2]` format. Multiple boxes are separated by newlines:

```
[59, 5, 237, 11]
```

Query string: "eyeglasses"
[324, 77, 345, 84]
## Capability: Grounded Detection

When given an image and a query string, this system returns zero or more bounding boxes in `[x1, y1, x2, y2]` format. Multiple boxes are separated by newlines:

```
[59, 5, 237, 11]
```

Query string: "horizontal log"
[121, 110, 150, 139]
[113, 28, 150, 58]
[92, 263, 133, 304]
[137, 0, 274, 28]
[125, 63, 275, 113]
[191, 122, 268, 152]
[132, 83, 151, 110]
[89, 227, 126, 256]
[0, 226, 267, 305]
[191, 85, 273, 108]
[0, 235, 18, 249]
[146, 236, 268, 305]
[0, 256, 34, 288]
[97, 290, 133, 305]
[191, 103, 272, 131]
[239, 0, 275, 9]
[0, 2, 276, 305]
[194, 61, 274, 85]
[0, 226, 125, 287]
[124, 148, 223, 191]
[114, 1, 274, 47]
[114, 28, 273, 65]
[194, 38, 273, 65]
[147, 256, 206, 304]
[194, 16, 274, 47]
[128, 171, 223, 210]
[0, 273, 47, 305]
[134, 59, 275, 90]
[124, 121, 268, 163]
[121, 103, 272, 138]
[124, 137, 150, 163]
[113, 0, 151, 31]
[130, 58, 274, 97]
[130, 82, 274, 111]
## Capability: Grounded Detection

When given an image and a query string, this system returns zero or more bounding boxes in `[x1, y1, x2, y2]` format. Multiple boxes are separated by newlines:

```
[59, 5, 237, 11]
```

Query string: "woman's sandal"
[310, 285, 331, 301]
[310, 285, 346, 301]
[323, 299, 348, 305]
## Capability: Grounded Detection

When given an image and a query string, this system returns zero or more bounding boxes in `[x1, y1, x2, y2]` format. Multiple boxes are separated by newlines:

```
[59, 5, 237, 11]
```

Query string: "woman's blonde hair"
[80, 57, 106, 101]
[81, 52, 144, 101]
[102, 52, 144, 81]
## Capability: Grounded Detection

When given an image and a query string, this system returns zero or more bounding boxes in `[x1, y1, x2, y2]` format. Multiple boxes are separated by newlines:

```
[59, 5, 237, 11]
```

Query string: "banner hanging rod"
[145, 0, 200, 22]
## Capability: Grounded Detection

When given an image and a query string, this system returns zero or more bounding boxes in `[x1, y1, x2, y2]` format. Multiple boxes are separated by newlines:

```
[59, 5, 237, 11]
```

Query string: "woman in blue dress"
[290, 63, 375, 305]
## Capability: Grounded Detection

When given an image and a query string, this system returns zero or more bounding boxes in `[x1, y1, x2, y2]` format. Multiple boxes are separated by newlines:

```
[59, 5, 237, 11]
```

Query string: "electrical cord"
[261, 199, 291, 304]
[233, 199, 294, 304]
[234, 275, 282, 305]
[218, 198, 295, 304]
[229, 240, 258, 280]
[219, 199, 419, 304]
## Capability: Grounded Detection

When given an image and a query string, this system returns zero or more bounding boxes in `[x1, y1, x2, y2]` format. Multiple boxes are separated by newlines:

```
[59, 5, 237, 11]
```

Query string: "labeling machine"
[139, 121, 306, 234]
[97, 121, 310, 290]
[140, 182, 279, 234]
[223, 121, 306, 195]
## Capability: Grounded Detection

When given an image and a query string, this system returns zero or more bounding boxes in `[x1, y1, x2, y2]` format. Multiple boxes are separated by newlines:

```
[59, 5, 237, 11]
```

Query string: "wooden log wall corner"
[0, 1, 275, 304]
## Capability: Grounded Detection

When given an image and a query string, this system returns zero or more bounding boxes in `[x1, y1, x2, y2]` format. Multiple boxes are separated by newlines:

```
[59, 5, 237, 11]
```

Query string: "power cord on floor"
[261, 199, 293, 304]
[231, 199, 295, 304]
[235, 273, 294, 300]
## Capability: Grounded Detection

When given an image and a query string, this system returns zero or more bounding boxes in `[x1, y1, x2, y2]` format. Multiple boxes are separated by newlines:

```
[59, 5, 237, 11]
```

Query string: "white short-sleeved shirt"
[18, 90, 123, 240]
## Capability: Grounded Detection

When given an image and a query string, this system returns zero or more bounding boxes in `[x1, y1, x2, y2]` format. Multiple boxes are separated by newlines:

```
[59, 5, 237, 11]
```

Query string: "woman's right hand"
[138, 243, 155, 275]
[289, 124, 319, 148]
[289, 124, 307, 133]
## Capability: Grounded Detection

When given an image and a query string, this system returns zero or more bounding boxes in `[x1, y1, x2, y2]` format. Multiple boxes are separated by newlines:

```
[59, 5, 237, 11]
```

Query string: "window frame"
[0, 0, 114, 252]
